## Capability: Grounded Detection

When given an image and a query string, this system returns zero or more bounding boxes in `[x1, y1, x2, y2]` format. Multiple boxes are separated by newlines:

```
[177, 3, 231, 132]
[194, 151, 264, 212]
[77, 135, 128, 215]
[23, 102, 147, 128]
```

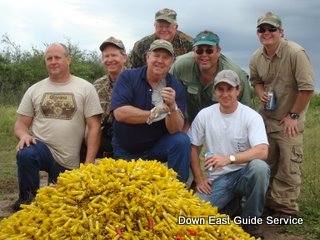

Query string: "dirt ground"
[0, 173, 313, 240]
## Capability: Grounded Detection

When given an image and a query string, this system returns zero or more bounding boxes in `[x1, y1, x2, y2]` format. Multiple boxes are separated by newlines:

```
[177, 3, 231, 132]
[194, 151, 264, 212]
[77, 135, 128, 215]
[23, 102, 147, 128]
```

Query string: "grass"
[0, 105, 18, 197]
[0, 95, 320, 239]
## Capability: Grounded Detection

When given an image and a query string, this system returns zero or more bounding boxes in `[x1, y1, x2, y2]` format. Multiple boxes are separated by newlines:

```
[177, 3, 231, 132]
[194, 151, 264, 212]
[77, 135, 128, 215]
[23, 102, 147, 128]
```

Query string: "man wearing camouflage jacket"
[129, 8, 193, 68]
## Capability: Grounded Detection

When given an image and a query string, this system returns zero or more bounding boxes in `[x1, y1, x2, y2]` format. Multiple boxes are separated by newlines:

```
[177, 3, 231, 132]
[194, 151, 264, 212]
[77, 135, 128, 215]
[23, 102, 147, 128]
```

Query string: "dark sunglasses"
[257, 26, 278, 33]
[195, 48, 214, 55]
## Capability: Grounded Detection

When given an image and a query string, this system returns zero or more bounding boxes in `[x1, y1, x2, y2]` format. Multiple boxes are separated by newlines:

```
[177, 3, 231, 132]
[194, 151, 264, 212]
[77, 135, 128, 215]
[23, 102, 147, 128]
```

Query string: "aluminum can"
[265, 90, 276, 110]
[204, 151, 214, 171]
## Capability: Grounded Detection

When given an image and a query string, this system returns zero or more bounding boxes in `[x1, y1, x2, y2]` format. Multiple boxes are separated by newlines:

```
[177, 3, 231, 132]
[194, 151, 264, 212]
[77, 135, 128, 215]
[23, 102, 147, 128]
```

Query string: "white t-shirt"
[188, 102, 268, 180]
[17, 76, 103, 169]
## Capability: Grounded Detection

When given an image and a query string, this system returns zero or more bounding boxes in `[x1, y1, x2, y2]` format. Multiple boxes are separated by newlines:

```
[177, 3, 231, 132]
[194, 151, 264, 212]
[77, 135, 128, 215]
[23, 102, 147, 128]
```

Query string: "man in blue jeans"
[188, 70, 270, 239]
[111, 39, 190, 182]
[13, 43, 102, 211]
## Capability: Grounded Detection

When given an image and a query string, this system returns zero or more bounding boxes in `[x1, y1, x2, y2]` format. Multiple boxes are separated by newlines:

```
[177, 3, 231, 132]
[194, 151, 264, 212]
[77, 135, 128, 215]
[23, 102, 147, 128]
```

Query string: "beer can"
[204, 151, 214, 171]
[265, 90, 276, 110]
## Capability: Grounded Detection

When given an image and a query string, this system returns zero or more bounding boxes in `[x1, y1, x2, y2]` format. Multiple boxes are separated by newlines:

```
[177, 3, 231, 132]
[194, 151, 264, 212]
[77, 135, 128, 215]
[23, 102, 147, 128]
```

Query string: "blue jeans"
[112, 132, 190, 183]
[197, 160, 270, 218]
[16, 140, 69, 201]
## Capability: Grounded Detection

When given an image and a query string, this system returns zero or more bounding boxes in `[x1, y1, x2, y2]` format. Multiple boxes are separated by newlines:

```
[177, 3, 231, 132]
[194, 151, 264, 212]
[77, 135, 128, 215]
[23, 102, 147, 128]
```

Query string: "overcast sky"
[0, 0, 319, 91]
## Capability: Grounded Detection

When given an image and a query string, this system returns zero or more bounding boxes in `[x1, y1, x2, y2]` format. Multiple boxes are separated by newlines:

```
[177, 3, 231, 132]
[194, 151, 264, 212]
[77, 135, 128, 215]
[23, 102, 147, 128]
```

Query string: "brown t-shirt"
[17, 76, 103, 169]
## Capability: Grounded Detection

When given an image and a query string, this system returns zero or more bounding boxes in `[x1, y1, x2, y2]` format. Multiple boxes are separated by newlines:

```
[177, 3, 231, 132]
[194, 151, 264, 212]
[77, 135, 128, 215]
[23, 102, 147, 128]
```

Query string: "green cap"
[99, 36, 126, 52]
[257, 12, 282, 27]
[214, 70, 240, 88]
[149, 39, 174, 56]
[193, 32, 220, 47]
[155, 8, 177, 24]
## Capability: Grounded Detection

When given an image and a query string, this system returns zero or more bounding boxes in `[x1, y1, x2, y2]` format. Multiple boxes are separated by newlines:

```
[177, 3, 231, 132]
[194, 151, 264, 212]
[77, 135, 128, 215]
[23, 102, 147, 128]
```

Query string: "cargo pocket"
[290, 146, 303, 175]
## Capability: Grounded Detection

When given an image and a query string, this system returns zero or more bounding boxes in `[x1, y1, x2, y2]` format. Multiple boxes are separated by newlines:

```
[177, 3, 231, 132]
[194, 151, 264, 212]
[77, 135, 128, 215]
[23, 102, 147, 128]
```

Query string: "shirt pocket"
[187, 85, 199, 95]
[232, 137, 249, 153]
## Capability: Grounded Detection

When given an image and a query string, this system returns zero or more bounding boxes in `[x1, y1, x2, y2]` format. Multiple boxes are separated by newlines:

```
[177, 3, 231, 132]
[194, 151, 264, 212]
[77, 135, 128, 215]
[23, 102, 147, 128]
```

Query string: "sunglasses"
[195, 48, 214, 55]
[257, 26, 278, 33]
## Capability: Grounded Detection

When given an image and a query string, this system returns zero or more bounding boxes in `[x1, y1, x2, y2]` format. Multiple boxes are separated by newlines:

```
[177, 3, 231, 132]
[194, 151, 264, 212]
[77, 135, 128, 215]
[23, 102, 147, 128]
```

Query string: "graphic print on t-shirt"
[40, 92, 77, 120]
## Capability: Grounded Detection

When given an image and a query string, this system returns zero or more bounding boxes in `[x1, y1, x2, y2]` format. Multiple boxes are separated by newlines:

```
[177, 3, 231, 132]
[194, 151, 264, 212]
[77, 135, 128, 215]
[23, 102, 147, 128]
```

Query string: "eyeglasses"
[257, 26, 278, 33]
[195, 48, 214, 55]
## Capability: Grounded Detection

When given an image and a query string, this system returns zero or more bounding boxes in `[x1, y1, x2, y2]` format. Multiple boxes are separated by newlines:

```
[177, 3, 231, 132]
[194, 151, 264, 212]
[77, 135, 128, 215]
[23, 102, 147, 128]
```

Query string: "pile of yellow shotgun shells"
[0, 158, 256, 239]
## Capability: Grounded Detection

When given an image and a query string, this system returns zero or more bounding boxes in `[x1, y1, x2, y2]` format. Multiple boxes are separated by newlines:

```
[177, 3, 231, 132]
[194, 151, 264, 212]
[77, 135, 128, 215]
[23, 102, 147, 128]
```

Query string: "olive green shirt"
[129, 31, 193, 68]
[250, 39, 315, 133]
[170, 52, 252, 123]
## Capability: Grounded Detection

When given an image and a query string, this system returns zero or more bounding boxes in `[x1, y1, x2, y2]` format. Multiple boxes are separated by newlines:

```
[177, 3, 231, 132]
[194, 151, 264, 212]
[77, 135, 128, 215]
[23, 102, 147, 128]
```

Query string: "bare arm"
[205, 143, 269, 171]
[14, 115, 36, 152]
[113, 105, 150, 124]
[84, 115, 101, 165]
[162, 87, 184, 133]
[281, 90, 314, 137]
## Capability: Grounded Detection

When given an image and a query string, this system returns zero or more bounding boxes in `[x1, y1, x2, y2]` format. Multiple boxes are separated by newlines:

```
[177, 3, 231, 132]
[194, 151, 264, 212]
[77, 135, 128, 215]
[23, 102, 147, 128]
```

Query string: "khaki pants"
[265, 131, 303, 215]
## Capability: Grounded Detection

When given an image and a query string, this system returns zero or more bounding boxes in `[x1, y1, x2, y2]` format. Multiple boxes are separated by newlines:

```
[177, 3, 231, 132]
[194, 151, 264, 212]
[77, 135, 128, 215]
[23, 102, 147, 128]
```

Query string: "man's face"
[214, 82, 240, 112]
[45, 44, 71, 80]
[102, 45, 127, 76]
[146, 49, 174, 78]
[257, 24, 283, 48]
[154, 20, 178, 42]
[194, 45, 221, 71]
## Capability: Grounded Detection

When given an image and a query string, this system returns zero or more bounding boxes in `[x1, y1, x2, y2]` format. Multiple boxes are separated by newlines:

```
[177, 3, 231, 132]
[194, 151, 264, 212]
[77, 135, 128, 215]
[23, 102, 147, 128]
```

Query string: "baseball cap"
[155, 8, 177, 24]
[99, 36, 126, 52]
[149, 39, 174, 56]
[193, 32, 220, 47]
[214, 70, 240, 87]
[257, 12, 282, 27]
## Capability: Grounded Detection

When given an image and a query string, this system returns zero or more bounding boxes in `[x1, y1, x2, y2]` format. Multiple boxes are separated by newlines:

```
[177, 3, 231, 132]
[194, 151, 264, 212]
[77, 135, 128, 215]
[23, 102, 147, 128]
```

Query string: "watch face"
[290, 113, 299, 120]
[229, 155, 236, 162]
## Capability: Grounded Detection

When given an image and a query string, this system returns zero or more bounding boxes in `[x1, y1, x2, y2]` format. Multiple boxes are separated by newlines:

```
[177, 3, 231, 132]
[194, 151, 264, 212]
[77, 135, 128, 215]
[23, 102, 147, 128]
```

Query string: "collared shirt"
[111, 66, 187, 153]
[250, 39, 315, 133]
[129, 31, 193, 68]
[170, 52, 252, 123]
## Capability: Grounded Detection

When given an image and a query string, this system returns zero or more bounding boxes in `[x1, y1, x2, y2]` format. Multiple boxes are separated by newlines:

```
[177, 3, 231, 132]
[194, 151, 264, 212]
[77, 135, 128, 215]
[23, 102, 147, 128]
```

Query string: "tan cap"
[257, 12, 282, 27]
[214, 70, 240, 87]
[99, 36, 126, 52]
[149, 39, 174, 56]
[155, 8, 177, 24]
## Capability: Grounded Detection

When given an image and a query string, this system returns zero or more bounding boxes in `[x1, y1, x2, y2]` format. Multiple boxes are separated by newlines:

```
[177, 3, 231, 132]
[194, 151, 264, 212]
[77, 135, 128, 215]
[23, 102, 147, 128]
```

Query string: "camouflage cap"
[149, 39, 174, 56]
[214, 70, 240, 88]
[99, 36, 126, 52]
[193, 32, 220, 47]
[257, 12, 282, 27]
[155, 8, 177, 24]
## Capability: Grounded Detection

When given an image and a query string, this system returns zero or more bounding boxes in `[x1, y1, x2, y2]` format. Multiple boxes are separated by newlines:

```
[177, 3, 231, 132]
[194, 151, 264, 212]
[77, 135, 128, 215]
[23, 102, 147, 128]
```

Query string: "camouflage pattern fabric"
[129, 31, 193, 68]
[93, 74, 115, 125]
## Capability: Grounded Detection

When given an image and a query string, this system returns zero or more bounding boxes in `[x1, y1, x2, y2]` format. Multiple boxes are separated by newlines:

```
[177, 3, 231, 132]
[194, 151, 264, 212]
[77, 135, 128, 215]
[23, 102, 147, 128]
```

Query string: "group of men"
[13, 8, 315, 239]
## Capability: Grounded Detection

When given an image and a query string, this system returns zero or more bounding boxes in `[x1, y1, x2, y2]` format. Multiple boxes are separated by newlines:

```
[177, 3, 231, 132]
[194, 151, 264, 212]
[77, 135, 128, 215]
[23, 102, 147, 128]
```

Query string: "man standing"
[188, 70, 270, 239]
[170, 30, 252, 129]
[13, 43, 102, 211]
[111, 39, 190, 183]
[91, 36, 127, 158]
[250, 12, 315, 218]
[129, 8, 193, 68]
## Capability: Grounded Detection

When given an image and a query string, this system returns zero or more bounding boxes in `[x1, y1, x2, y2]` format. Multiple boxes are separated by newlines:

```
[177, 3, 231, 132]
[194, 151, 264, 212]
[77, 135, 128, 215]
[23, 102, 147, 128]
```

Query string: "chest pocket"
[187, 85, 199, 95]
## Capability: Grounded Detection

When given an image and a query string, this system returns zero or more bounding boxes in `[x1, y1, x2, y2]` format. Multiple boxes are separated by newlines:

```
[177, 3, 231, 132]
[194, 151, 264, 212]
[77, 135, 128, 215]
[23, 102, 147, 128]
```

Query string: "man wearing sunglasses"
[170, 30, 252, 130]
[250, 12, 315, 219]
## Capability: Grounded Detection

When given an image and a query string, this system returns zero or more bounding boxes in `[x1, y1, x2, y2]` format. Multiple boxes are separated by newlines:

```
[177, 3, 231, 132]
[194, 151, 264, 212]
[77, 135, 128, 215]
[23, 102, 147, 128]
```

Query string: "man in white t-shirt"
[188, 70, 270, 239]
[13, 43, 103, 211]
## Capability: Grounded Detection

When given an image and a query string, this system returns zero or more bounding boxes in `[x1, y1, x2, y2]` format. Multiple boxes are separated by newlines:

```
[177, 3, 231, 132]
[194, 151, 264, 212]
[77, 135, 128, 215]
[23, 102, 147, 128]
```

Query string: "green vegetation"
[0, 34, 105, 105]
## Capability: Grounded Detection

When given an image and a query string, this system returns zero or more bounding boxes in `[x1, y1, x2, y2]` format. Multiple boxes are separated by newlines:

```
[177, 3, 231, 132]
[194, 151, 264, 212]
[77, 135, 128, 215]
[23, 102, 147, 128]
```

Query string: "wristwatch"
[229, 155, 236, 164]
[289, 112, 299, 120]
